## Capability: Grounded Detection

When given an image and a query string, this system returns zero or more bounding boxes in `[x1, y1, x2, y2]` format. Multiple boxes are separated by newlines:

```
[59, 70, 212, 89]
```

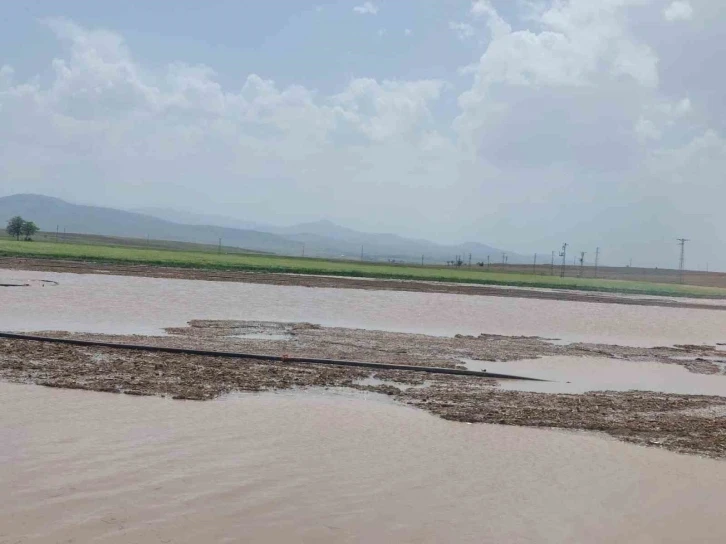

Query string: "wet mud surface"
[2, 256, 725, 311]
[2, 321, 726, 459]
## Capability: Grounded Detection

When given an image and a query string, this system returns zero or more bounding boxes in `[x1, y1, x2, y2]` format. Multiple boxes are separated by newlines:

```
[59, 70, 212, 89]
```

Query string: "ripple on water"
[3, 382, 726, 543]
[4, 267, 726, 346]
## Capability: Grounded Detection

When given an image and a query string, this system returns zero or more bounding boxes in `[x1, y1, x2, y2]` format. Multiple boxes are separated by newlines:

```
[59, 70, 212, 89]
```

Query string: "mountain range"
[1, 194, 523, 264]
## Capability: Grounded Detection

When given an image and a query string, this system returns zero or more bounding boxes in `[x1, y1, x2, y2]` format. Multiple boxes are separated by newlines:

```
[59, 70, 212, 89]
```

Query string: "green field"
[2, 237, 726, 299]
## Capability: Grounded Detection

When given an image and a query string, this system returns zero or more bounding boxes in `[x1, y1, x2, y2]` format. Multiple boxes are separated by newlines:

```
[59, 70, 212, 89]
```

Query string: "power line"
[594, 247, 600, 278]
[677, 238, 689, 284]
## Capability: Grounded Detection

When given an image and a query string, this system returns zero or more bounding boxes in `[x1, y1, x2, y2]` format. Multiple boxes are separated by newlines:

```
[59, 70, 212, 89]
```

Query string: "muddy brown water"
[3, 382, 726, 544]
[463, 356, 726, 395]
[3, 269, 726, 346]
[5, 268, 726, 542]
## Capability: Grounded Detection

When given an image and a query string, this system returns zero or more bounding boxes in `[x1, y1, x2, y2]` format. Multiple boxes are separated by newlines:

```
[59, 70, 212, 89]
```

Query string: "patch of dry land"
[2, 320, 726, 459]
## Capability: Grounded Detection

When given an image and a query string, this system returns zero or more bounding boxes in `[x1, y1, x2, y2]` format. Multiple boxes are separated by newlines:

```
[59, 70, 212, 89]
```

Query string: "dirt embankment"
[2, 321, 725, 459]
[2, 256, 725, 310]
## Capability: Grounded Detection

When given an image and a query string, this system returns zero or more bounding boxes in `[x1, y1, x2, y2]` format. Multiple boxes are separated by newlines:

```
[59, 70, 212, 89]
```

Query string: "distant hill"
[132, 206, 268, 232]
[0, 194, 301, 255]
[1, 194, 523, 263]
[267, 219, 522, 263]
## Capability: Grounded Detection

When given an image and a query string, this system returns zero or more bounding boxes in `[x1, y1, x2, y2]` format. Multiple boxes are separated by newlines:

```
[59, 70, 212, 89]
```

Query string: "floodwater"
[3, 383, 726, 544]
[463, 356, 726, 395]
[3, 269, 726, 346]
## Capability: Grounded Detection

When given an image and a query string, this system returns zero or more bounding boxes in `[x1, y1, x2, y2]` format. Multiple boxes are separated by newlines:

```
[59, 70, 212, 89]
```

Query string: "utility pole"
[502, 253, 507, 265]
[487, 255, 490, 270]
[218, 238, 222, 255]
[361, 245, 364, 261]
[302, 243, 305, 258]
[147, 234, 150, 247]
[579, 251, 586, 278]
[594, 247, 600, 278]
[559, 243, 568, 278]
[469, 253, 472, 267]
[421, 254, 424, 266]
[533, 253, 537, 274]
[551, 251, 555, 276]
[55, 225, 59, 243]
[677, 238, 689, 284]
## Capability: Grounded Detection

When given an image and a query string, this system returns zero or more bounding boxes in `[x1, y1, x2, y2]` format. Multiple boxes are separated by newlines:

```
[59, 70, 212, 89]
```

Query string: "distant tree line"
[6, 216, 39, 241]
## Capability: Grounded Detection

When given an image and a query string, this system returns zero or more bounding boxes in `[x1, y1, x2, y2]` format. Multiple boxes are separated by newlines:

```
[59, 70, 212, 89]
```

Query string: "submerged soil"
[2, 321, 725, 459]
[2, 256, 725, 310]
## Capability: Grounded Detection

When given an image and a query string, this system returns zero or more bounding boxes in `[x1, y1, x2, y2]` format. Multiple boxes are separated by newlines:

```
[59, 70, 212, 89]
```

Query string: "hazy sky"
[1, 1, 724, 268]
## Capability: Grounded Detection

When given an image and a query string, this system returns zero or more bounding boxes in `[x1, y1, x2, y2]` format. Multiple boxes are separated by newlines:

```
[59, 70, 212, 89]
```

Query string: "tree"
[6, 216, 24, 241]
[21, 221, 39, 241]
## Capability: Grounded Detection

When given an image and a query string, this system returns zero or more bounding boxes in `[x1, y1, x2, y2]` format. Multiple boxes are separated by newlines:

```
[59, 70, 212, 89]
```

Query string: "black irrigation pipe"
[0, 332, 548, 382]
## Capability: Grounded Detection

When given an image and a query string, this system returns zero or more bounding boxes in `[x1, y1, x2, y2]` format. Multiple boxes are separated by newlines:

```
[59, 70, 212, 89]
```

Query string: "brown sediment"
[2, 321, 726, 458]
[2, 256, 726, 310]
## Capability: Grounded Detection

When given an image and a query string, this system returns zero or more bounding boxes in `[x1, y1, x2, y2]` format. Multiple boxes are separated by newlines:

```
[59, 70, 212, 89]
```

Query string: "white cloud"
[0, 65, 14, 88]
[449, 21, 475, 41]
[470, 0, 511, 38]
[660, 97, 692, 117]
[332, 78, 445, 141]
[635, 117, 662, 142]
[470, 0, 495, 17]
[457, 0, 662, 147]
[404, 28, 412, 37]
[649, 130, 726, 183]
[635, 97, 692, 142]
[0, 19, 449, 229]
[353, 2, 378, 15]
[2, 7, 726, 268]
[664, 1, 693, 22]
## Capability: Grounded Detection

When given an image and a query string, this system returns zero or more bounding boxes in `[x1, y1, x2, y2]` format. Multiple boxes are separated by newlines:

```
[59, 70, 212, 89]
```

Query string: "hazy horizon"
[1, 1, 724, 270]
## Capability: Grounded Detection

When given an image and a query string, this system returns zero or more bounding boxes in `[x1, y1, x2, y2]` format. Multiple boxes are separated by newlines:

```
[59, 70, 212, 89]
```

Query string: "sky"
[1, 0, 724, 269]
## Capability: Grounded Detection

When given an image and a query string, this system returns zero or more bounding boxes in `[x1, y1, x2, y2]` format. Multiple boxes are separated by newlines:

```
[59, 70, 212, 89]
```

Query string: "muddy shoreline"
[3, 256, 726, 310]
[2, 321, 725, 459]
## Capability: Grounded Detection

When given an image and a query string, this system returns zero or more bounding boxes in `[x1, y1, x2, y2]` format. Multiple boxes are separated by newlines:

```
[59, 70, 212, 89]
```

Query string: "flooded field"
[463, 356, 726, 395]
[3, 382, 726, 544]
[3, 268, 726, 346]
[3, 267, 726, 542]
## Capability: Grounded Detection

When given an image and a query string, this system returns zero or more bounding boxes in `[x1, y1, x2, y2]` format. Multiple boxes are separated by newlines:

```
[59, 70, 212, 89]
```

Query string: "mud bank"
[2, 256, 725, 310]
[2, 321, 725, 458]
